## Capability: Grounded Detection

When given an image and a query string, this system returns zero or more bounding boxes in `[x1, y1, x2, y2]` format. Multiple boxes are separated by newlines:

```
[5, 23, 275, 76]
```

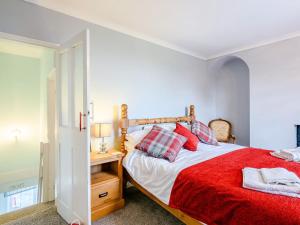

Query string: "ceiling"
[26, 0, 300, 59]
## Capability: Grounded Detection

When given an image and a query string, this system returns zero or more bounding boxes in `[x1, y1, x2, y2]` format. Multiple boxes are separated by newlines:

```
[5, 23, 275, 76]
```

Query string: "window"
[0, 185, 38, 215]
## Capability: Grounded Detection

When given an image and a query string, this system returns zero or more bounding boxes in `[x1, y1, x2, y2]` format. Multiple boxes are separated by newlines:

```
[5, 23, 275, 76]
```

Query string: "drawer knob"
[99, 192, 108, 198]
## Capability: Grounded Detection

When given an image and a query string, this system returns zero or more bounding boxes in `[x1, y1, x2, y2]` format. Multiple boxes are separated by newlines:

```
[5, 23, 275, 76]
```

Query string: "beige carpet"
[93, 187, 184, 225]
[0, 202, 67, 225]
[0, 188, 183, 225]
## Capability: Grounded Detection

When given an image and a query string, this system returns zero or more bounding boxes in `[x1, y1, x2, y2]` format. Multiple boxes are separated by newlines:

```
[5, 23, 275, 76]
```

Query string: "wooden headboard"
[119, 104, 196, 154]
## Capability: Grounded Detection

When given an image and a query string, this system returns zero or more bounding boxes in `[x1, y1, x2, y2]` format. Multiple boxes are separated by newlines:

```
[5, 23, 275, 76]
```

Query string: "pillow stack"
[134, 120, 218, 162]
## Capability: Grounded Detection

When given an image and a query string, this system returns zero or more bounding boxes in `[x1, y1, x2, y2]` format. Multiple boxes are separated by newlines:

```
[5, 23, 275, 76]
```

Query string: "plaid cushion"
[135, 125, 187, 162]
[191, 120, 218, 145]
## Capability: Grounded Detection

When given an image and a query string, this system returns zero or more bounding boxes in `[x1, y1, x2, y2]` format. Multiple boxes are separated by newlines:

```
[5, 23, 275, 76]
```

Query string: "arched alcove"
[210, 56, 250, 146]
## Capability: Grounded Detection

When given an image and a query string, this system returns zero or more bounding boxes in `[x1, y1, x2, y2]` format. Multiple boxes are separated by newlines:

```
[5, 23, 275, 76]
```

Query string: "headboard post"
[120, 104, 128, 154]
[189, 105, 195, 122]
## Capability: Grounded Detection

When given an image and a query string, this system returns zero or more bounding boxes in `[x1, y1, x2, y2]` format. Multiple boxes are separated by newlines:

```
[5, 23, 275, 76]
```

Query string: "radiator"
[297, 125, 300, 147]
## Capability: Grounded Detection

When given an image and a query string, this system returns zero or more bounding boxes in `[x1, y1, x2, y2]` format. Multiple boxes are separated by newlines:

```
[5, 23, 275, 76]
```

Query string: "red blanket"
[169, 148, 300, 225]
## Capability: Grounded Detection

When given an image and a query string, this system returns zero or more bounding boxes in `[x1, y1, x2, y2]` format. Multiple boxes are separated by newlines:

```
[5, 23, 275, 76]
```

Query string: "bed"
[119, 104, 300, 225]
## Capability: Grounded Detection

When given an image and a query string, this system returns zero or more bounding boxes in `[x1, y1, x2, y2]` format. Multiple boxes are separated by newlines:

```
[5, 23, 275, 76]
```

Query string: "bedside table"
[90, 149, 125, 221]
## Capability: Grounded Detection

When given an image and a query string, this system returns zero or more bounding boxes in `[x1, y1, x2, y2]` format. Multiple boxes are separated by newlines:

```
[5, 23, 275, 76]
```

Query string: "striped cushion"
[191, 120, 218, 145]
[135, 125, 187, 162]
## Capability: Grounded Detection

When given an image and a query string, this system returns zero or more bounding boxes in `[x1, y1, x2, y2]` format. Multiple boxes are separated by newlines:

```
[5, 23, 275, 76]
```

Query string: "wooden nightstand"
[90, 149, 125, 221]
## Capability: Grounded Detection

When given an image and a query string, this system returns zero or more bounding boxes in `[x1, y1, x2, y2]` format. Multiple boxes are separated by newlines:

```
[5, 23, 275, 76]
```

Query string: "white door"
[56, 30, 91, 225]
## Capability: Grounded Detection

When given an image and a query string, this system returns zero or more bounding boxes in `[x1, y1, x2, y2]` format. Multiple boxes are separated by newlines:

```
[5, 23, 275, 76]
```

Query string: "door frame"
[0, 32, 59, 49]
[0, 32, 58, 202]
[0, 31, 91, 224]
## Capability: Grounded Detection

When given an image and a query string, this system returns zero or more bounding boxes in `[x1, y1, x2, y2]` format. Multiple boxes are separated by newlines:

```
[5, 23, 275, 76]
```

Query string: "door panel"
[73, 44, 84, 129]
[59, 50, 70, 127]
[56, 30, 91, 225]
[58, 137, 72, 210]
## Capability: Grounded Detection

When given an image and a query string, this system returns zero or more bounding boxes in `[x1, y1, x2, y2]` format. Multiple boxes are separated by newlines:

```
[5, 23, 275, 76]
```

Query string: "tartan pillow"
[191, 120, 218, 145]
[135, 125, 187, 162]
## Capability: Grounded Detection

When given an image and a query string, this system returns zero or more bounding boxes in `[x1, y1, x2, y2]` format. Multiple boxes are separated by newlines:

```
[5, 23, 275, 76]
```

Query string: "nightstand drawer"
[91, 178, 120, 208]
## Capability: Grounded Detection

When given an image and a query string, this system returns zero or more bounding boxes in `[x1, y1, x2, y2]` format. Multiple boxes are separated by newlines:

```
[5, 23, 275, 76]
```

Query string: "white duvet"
[123, 142, 243, 204]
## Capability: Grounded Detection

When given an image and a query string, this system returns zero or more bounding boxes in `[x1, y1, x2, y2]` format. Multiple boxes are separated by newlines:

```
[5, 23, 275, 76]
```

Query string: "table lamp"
[92, 123, 112, 153]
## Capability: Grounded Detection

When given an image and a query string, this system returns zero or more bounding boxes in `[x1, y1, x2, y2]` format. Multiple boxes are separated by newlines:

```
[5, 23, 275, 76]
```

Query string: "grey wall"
[0, 0, 215, 148]
[0, 52, 40, 193]
[89, 22, 213, 120]
[234, 37, 300, 150]
[209, 37, 300, 150]
[2, 0, 298, 150]
[213, 58, 250, 146]
[90, 30, 213, 148]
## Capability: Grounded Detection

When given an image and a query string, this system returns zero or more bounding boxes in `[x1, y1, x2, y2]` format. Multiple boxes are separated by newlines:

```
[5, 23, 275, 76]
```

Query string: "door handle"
[79, 112, 86, 132]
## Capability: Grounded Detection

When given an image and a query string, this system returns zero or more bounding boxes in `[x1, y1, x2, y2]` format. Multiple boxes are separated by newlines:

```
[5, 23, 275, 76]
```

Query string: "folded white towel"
[270, 151, 288, 160]
[280, 148, 300, 161]
[260, 168, 300, 186]
[242, 167, 300, 198]
[271, 148, 300, 162]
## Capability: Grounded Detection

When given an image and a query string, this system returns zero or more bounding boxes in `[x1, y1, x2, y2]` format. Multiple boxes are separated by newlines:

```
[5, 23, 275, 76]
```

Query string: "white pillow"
[139, 123, 176, 132]
[126, 128, 151, 146]
[124, 140, 137, 154]
[124, 128, 150, 154]
[138, 123, 192, 131]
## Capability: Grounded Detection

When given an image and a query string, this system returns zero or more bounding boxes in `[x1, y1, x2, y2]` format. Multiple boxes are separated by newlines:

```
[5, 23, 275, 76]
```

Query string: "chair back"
[209, 119, 232, 142]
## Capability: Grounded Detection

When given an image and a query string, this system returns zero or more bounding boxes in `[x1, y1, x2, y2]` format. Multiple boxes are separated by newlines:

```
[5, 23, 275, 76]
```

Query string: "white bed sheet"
[123, 142, 243, 204]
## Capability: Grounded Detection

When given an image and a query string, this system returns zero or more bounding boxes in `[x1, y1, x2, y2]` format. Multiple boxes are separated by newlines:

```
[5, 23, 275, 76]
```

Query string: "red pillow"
[174, 123, 199, 151]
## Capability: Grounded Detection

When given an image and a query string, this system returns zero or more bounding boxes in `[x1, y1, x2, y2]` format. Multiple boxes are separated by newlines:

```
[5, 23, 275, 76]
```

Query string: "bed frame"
[119, 104, 204, 225]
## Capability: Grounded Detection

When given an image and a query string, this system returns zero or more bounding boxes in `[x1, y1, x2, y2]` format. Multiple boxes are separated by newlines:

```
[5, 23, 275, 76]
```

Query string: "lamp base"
[97, 141, 108, 154]
[97, 149, 108, 154]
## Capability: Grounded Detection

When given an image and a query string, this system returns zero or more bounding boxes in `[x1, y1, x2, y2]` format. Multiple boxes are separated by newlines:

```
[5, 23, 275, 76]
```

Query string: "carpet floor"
[94, 187, 184, 225]
[0, 201, 67, 225]
[0, 187, 184, 225]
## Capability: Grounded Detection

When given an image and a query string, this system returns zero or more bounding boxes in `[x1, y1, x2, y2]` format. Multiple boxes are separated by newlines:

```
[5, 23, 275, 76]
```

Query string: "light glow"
[0, 125, 32, 142]
[10, 129, 22, 142]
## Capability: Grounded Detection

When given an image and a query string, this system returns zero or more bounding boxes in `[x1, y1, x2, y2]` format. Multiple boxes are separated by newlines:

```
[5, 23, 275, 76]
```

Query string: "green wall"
[0, 52, 41, 185]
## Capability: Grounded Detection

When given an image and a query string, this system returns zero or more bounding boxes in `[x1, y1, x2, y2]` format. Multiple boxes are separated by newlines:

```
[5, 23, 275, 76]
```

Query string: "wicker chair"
[208, 119, 236, 144]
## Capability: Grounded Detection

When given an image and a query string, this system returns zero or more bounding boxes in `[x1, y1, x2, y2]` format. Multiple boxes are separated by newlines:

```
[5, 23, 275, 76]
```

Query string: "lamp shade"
[92, 123, 112, 138]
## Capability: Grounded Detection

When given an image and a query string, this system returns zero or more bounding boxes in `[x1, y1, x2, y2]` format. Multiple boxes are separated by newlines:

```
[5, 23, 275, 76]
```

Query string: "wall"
[0, 0, 215, 148]
[90, 31, 212, 147]
[236, 37, 300, 149]
[0, 52, 40, 191]
[3, 0, 298, 151]
[213, 58, 250, 146]
[209, 37, 300, 150]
